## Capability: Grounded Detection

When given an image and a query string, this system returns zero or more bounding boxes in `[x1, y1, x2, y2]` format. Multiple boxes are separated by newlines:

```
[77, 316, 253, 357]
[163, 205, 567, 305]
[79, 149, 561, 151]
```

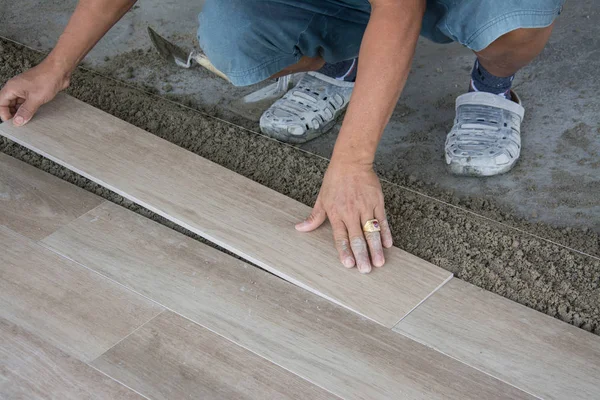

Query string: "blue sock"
[470, 59, 514, 100]
[318, 58, 358, 82]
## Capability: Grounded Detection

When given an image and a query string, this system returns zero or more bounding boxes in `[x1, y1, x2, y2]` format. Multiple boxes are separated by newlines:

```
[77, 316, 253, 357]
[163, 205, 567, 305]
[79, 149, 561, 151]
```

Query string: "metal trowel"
[148, 26, 297, 121]
[227, 73, 300, 121]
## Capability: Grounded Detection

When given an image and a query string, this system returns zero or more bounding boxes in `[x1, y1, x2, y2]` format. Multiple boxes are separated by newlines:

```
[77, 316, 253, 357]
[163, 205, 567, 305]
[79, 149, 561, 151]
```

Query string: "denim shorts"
[198, 0, 564, 86]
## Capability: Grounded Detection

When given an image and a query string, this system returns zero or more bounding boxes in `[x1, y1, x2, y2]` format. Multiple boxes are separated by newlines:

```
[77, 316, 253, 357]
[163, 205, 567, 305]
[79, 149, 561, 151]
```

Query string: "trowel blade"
[240, 82, 288, 103]
[148, 27, 191, 68]
[227, 75, 301, 121]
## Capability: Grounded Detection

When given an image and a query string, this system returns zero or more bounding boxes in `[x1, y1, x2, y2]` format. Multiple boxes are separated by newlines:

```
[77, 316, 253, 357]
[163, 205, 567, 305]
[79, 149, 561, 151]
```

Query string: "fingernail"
[358, 264, 371, 274]
[14, 116, 24, 126]
[343, 257, 355, 268]
[295, 221, 308, 230]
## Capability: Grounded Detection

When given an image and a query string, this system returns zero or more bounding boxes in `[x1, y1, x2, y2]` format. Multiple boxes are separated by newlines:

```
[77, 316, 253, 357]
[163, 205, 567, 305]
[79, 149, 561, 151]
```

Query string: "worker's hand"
[296, 160, 393, 273]
[0, 60, 70, 126]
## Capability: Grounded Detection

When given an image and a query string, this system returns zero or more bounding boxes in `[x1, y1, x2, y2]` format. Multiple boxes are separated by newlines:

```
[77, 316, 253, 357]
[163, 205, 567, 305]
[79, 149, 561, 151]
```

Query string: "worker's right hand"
[296, 159, 393, 274]
[0, 60, 71, 126]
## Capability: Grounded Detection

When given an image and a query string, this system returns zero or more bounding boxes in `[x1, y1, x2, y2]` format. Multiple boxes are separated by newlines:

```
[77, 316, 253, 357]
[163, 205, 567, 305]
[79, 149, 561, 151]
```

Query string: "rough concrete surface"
[1, 39, 599, 335]
[1, 0, 598, 234]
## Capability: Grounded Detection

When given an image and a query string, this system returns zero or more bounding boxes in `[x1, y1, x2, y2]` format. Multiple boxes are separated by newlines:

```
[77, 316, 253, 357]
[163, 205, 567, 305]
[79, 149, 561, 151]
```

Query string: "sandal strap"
[456, 92, 525, 119]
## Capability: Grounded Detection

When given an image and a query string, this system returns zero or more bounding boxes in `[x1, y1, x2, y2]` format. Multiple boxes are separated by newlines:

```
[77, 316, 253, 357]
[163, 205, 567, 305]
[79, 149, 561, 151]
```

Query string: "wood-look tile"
[0, 225, 164, 362]
[92, 311, 336, 400]
[44, 202, 533, 400]
[0, 94, 452, 327]
[0, 152, 103, 240]
[0, 317, 144, 400]
[394, 278, 600, 400]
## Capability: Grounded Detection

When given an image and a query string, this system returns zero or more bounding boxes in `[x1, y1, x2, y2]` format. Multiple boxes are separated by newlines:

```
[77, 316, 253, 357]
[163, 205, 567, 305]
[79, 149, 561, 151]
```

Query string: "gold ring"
[362, 219, 381, 233]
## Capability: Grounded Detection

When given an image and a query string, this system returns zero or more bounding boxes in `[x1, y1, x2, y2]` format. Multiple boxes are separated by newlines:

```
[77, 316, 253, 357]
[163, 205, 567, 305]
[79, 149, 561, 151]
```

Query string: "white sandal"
[259, 72, 354, 144]
[445, 91, 525, 176]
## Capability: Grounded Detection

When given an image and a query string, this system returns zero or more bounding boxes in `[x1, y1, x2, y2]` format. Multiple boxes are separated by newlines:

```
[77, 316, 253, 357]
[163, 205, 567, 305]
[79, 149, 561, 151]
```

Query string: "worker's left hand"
[295, 160, 393, 273]
[0, 59, 71, 125]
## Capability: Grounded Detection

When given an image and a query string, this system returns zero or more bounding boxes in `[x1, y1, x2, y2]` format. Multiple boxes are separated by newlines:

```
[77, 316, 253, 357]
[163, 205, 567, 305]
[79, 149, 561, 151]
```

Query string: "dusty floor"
[1, 39, 599, 335]
[1, 0, 599, 233]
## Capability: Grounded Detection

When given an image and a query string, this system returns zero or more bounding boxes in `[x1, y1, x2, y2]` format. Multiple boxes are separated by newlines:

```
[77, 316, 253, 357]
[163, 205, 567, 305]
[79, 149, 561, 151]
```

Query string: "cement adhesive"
[1, 39, 599, 335]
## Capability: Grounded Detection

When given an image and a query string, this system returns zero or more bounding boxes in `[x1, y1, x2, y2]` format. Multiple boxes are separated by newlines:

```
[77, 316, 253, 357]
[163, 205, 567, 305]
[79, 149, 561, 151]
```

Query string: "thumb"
[13, 98, 41, 127]
[295, 201, 327, 232]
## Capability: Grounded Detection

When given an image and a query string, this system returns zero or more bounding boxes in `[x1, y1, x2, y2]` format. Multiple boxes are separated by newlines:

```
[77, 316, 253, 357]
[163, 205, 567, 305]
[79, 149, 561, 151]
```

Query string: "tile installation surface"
[43, 201, 532, 400]
[2, 149, 591, 399]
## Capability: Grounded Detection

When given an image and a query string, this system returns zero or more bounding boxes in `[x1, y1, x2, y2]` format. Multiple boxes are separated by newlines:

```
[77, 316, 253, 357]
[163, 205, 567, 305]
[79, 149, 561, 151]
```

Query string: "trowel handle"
[190, 51, 230, 82]
[275, 75, 292, 92]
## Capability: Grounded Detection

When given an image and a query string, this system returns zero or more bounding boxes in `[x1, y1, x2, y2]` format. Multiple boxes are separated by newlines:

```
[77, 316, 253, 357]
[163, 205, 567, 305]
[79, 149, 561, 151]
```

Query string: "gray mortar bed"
[1, 38, 599, 335]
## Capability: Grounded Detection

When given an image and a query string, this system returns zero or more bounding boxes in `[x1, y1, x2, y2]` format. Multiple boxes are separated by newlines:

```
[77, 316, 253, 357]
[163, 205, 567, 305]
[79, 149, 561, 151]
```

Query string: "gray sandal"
[259, 72, 354, 144]
[445, 91, 525, 176]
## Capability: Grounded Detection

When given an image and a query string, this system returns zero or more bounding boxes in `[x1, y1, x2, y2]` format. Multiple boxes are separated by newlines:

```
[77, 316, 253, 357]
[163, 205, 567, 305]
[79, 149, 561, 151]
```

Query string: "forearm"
[45, 0, 137, 78]
[332, 0, 425, 165]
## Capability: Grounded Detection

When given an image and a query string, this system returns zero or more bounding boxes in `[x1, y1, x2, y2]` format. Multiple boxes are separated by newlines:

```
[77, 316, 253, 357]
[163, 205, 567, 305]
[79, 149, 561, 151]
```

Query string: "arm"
[297, 0, 425, 273]
[0, 0, 137, 125]
[334, 0, 424, 165]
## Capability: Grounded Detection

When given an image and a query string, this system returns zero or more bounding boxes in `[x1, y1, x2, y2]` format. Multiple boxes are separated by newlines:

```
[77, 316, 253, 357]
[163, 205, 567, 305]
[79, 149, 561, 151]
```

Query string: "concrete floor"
[1, 0, 599, 232]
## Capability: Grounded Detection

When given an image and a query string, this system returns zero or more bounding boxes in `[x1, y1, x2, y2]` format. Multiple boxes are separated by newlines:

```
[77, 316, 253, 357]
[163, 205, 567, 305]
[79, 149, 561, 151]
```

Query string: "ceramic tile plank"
[0, 317, 144, 400]
[43, 202, 533, 400]
[0, 152, 103, 240]
[0, 225, 164, 362]
[92, 311, 336, 400]
[0, 94, 452, 327]
[394, 278, 600, 400]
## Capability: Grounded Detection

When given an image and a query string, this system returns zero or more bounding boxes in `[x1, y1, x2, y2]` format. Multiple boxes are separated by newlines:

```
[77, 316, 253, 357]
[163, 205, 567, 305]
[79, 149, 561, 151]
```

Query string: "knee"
[483, 26, 554, 55]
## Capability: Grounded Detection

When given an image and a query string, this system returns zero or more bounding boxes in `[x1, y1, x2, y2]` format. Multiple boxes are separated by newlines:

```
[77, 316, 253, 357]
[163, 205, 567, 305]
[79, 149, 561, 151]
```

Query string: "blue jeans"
[198, 0, 564, 86]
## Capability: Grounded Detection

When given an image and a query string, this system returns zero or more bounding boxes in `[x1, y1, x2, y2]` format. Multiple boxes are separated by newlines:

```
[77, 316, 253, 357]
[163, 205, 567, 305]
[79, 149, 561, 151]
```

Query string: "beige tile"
[0, 226, 163, 362]
[0, 152, 103, 240]
[0, 317, 144, 400]
[44, 202, 533, 400]
[394, 278, 600, 400]
[92, 311, 336, 400]
[0, 93, 452, 327]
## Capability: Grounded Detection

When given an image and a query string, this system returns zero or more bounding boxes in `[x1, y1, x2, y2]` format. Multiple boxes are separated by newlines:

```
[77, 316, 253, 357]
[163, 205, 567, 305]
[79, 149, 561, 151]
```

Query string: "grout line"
[391, 273, 455, 327]
[87, 363, 153, 400]
[1, 35, 599, 263]
[390, 328, 544, 400]
[89, 309, 166, 364]
[37, 200, 111, 243]
[38, 241, 173, 312]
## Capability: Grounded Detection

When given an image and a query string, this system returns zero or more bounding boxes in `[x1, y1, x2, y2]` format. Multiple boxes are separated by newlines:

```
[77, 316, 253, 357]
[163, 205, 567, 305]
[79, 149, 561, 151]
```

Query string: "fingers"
[0, 84, 39, 126]
[362, 214, 385, 268]
[0, 85, 17, 122]
[347, 218, 372, 274]
[295, 201, 327, 232]
[295, 193, 393, 274]
[13, 97, 42, 127]
[331, 220, 355, 268]
[364, 231, 385, 268]
[375, 205, 393, 249]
